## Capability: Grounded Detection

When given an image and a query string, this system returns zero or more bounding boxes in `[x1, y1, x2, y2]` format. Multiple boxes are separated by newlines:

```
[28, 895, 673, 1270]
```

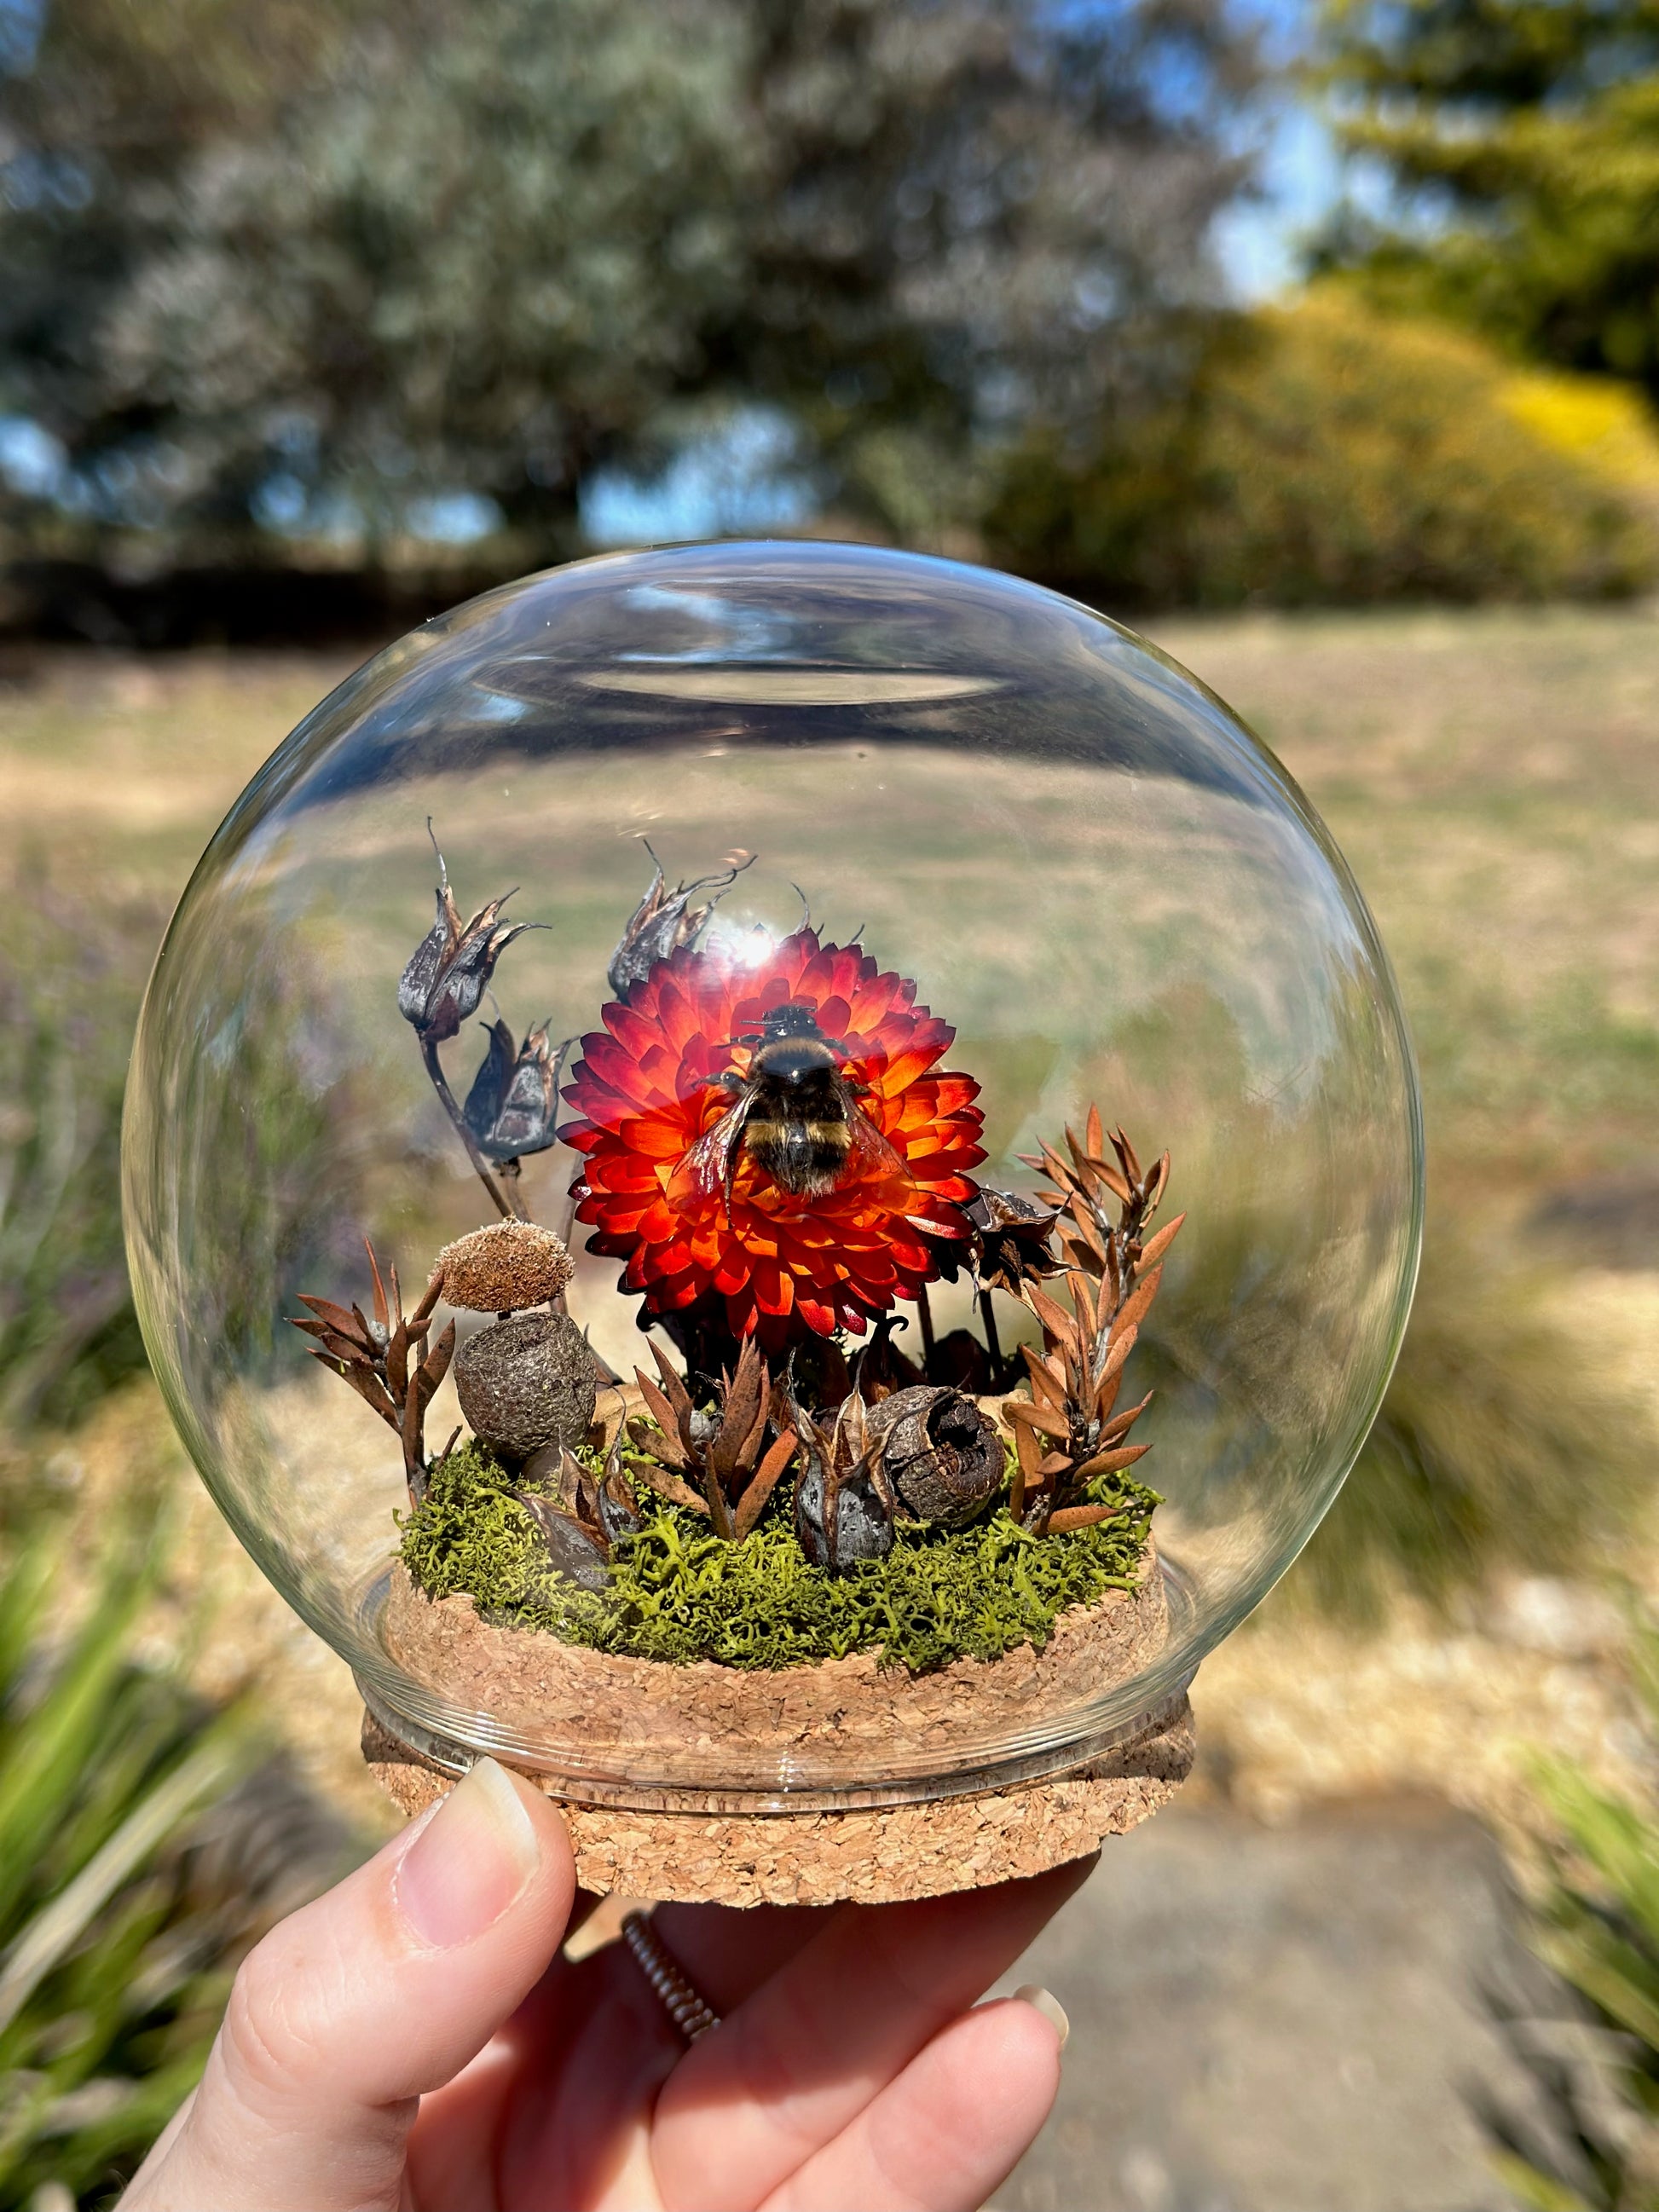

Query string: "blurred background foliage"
[2, 0, 1659, 2196]
[1314, 0, 1659, 399]
[988, 289, 1656, 604]
[0, 852, 364, 2203]
[0, 1514, 354, 2209]
[0, 0, 1262, 597]
[1488, 1629, 1659, 2212]
[1292, 1229, 1656, 1626]
[1, 0, 1656, 627]
[0, 880, 155, 1437]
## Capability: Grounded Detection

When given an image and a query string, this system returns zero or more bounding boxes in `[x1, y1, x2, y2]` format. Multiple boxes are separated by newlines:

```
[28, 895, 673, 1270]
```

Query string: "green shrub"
[0, 881, 159, 1434]
[0, 866, 358, 1442]
[989, 292, 1657, 606]
[1292, 1225, 1655, 1623]
[0, 1517, 355, 2210]
[1486, 1631, 1659, 2211]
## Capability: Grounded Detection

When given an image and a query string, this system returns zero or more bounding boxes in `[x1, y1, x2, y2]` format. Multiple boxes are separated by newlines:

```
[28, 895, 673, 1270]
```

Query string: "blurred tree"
[0, 0, 758, 569]
[708, 0, 1263, 544]
[0, 0, 1263, 576]
[1314, 0, 1659, 398]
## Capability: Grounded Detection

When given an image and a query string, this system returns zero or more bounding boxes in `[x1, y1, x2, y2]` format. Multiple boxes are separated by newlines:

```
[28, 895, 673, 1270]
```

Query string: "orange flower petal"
[565, 927, 983, 1348]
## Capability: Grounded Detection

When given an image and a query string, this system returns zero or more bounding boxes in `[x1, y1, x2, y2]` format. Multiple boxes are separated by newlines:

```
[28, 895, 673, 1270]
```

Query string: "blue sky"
[1217, 102, 1344, 297]
[1212, 0, 1343, 298]
[0, 0, 40, 72]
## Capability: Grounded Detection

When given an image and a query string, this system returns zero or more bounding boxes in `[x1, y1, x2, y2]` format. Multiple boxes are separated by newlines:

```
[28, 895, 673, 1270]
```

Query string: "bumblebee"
[679, 1002, 908, 1214]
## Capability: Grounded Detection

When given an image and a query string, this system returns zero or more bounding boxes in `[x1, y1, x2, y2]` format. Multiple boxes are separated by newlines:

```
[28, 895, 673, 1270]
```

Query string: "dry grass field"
[3, 604, 1657, 1849]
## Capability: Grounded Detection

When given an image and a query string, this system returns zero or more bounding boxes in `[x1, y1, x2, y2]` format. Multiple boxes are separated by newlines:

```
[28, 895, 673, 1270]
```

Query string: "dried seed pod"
[607, 846, 754, 1002]
[397, 829, 545, 1044]
[517, 1493, 610, 1592]
[865, 1385, 1003, 1529]
[596, 1462, 644, 1545]
[435, 1221, 575, 1313]
[928, 1329, 993, 1395]
[791, 1391, 894, 1571]
[794, 1451, 894, 1571]
[964, 1187, 1063, 1293]
[521, 1433, 641, 1557]
[463, 1018, 567, 1163]
[454, 1309, 597, 1461]
[855, 1314, 923, 1401]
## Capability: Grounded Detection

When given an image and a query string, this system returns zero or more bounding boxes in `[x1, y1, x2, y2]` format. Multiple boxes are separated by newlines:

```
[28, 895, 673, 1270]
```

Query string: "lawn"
[1153, 605, 1659, 1205]
[9, 603, 1656, 1204]
[3, 602, 1656, 1838]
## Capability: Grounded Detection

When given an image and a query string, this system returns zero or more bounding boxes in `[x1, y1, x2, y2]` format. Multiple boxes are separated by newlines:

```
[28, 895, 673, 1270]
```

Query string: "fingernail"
[396, 1757, 540, 1949]
[1014, 1984, 1070, 2049]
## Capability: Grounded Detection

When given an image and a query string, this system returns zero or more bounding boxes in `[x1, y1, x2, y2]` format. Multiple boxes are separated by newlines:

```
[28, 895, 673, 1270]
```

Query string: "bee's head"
[742, 1001, 825, 1047]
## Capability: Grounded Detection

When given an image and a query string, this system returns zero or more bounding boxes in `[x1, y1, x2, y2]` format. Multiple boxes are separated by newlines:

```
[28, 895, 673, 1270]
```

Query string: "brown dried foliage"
[630, 1338, 799, 1541]
[1004, 1109, 1183, 1534]
[291, 1239, 456, 1499]
[518, 1427, 643, 1584]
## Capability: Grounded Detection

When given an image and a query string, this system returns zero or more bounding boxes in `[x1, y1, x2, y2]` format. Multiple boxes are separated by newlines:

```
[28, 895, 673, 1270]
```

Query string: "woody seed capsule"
[454, 1309, 596, 1462]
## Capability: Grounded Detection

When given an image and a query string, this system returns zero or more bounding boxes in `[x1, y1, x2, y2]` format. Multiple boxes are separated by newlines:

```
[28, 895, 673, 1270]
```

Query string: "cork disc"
[361, 1697, 1194, 1907]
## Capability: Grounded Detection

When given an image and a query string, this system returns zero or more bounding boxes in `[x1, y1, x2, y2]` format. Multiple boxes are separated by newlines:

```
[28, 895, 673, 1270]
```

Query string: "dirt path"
[996, 1795, 1562, 2212]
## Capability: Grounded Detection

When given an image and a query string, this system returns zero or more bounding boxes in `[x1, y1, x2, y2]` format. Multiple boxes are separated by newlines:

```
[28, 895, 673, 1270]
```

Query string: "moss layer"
[399, 1438, 1159, 1674]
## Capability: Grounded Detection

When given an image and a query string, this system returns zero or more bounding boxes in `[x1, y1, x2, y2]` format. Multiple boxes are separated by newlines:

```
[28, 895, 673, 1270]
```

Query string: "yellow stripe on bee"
[749, 1118, 849, 1144]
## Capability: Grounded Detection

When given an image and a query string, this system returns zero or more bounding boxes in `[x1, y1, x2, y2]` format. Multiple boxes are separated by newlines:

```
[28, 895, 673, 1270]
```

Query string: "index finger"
[649, 1857, 1094, 2212]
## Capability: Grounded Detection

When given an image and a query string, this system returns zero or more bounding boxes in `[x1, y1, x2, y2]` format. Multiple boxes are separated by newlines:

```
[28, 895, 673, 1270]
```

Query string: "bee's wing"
[677, 1093, 750, 1199]
[842, 1086, 914, 1187]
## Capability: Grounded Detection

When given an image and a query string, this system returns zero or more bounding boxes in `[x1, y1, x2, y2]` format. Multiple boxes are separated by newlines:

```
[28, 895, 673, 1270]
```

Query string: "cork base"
[361, 1696, 1194, 1906]
[379, 1531, 1171, 1779]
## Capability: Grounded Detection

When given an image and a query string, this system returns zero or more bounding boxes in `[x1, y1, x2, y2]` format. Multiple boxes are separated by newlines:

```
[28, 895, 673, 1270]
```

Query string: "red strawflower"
[564, 929, 985, 1347]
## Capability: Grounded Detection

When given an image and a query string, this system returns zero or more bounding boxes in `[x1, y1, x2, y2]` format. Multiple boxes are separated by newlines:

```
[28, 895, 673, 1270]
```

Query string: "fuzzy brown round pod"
[867, 1385, 1003, 1528]
[454, 1310, 596, 1461]
[435, 1221, 574, 1313]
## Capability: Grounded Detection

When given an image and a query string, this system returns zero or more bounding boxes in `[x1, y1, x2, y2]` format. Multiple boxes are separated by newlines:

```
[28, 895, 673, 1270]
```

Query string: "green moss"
[399, 1436, 1159, 1674]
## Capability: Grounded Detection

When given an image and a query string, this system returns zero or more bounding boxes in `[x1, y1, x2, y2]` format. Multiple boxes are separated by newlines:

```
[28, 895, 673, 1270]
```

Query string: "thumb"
[123, 1756, 575, 2212]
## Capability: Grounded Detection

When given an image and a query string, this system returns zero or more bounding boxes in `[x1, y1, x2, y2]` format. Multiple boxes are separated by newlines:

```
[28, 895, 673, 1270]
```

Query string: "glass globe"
[124, 541, 1422, 1806]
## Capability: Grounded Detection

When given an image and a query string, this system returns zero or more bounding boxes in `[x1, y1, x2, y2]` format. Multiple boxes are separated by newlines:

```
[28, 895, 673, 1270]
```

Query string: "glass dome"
[124, 541, 1422, 1809]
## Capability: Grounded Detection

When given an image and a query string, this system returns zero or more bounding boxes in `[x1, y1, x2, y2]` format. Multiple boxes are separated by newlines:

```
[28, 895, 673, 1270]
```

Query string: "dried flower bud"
[865, 1385, 1003, 1528]
[463, 1018, 566, 1162]
[516, 1429, 640, 1585]
[606, 846, 754, 1002]
[928, 1329, 993, 1395]
[454, 1308, 597, 1461]
[965, 1187, 1062, 1294]
[854, 1315, 924, 1401]
[398, 829, 544, 1042]
[434, 1221, 574, 1313]
[596, 1460, 644, 1545]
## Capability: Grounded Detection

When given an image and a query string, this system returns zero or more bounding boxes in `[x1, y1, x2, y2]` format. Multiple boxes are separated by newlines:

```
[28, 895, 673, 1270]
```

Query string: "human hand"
[121, 1757, 1084, 2211]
